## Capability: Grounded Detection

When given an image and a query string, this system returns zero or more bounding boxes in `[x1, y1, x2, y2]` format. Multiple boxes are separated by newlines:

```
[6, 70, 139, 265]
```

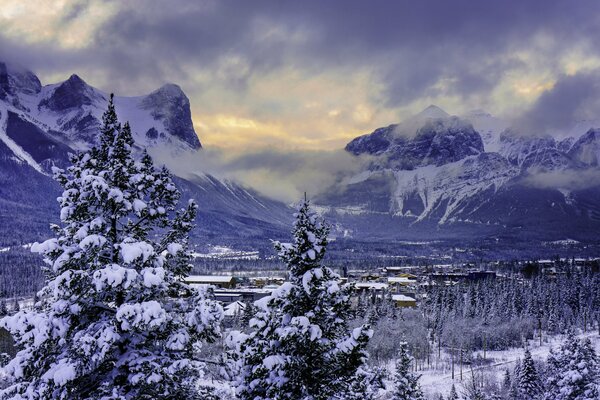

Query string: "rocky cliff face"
[347, 112, 483, 171]
[568, 128, 600, 167]
[141, 84, 201, 149]
[0, 64, 201, 152]
[0, 61, 291, 245]
[317, 105, 600, 241]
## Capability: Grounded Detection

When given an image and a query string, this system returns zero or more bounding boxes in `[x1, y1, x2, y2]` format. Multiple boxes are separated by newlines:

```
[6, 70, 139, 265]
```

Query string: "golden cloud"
[0, 0, 118, 49]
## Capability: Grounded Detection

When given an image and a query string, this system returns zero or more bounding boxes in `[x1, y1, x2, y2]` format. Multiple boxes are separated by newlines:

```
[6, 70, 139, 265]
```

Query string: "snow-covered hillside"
[318, 105, 600, 240]
[3, 65, 200, 153]
[0, 61, 292, 244]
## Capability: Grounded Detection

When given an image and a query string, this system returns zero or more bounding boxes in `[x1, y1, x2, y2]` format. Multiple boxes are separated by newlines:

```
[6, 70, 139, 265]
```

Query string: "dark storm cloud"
[3, 0, 600, 133]
[515, 69, 600, 134]
[59, 0, 91, 24]
[3, 0, 596, 105]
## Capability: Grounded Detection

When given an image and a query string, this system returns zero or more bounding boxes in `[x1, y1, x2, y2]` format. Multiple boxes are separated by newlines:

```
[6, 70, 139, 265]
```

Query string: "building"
[391, 294, 417, 308]
[223, 301, 247, 317]
[354, 282, 388, 292]
[185, 275, 237, 289]
[214, 288, 274, 304]
[387, 276, 417, 285]
[249, 276, 285, 288]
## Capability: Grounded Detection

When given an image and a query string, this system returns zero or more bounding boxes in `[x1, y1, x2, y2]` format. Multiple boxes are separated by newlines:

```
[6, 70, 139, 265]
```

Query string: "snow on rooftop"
[354, 282, 388, 290]
[223, 301, 246, 316]
[391, 294, 416, 302]
[387, 277, 415, 283]
[185, 275, 234, 283]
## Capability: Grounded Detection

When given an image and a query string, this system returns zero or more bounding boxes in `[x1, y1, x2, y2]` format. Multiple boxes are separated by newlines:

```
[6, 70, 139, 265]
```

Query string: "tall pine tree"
[447, 384, 459, 400]
[391, 341, 424, 400]
[0, 95, 223, 399]
[518, 348, 541, 400]
[545, 333, 599, 400]
[230, 200, 373, 400]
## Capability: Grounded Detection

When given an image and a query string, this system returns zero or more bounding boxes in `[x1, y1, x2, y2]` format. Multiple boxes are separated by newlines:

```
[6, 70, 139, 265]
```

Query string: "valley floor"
[413, 331, 600, 399]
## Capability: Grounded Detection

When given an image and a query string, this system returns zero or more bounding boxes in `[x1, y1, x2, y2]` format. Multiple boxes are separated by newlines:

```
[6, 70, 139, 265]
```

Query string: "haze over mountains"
[2, 61, 600, 253]
[0, 62, 291, 246]
[317, 104, 600, 242]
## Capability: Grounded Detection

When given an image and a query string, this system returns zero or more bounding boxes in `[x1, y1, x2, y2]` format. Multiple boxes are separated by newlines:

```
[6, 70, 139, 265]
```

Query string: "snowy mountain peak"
[334, 102, 600, 234]
[39, 73, 106, 112]
[140, 82, 200, 149]
[66, 73, 86, 86]
[346, 113, 483, 170]
[415, 104, 449, 119]
[0, 62, 42, 107]
[153, 83, 185, 97]
[0, 62, 203, 169]
[568, 128, 600, 166]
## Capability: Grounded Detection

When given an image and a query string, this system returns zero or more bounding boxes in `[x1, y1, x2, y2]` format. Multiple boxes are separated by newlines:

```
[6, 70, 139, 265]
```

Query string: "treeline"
[0, 249, 44, 298]
[459, 333, 599, 400]
[423, 269, 600, 352]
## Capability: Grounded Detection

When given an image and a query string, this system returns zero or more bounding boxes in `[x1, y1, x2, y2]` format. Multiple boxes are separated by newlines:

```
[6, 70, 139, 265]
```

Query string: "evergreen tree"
[544, 334, 599, 400]
[0, 95, 223, 399]
[391, 341, 424, 400]
[448, 384, 459, 400]
[231, 200, 373, 400]
[509, 358, 521, 400]
[518, 349, 541, 399]
[502, 369, 511, 392]
[0, 300, 7, 317]
[240, 299, 256, 327]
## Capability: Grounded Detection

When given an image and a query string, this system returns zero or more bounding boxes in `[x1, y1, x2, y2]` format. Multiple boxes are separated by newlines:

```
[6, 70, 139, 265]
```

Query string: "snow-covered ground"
[191, 245, 260, 260]
[416, 331, 600, 399]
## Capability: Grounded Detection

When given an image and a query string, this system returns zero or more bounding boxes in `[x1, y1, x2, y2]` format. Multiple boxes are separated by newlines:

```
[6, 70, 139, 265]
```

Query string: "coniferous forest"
[0, 99, 598, 399]
[3, 2, 600, 399]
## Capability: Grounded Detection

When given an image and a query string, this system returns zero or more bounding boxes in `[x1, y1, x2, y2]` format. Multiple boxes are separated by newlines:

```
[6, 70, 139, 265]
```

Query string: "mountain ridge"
[0, 61, 292, 246]
[317, 105, 600, 242]
[3, 60, 600, 250]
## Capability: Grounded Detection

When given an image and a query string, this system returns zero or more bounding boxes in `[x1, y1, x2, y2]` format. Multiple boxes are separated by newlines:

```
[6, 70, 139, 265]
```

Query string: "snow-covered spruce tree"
[447, 384, 459, 400]
[502, 369, 511, 393]
[391, 342, 424, 400]
[518, 349, 541, 399]
[0, 95, 223, 399]
[545, 333, 599, 400]
[231, 200, 374, 400]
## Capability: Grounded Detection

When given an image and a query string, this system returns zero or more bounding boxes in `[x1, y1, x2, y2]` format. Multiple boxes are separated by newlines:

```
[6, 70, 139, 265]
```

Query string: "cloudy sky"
[2, 0, 600, 153]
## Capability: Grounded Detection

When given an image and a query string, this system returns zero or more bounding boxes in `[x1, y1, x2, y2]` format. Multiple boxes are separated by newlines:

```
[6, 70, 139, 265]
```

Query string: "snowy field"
[191, 245, 260, 260]
[416, 332, 600, 399]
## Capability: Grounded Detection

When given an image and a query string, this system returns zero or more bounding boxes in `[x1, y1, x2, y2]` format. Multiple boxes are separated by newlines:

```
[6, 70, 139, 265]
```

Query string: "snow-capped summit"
[139, 83, 200, 149]
[0, 62, 202, 152]
[318, 104, 600, 240]
[0, 62, 41, 98]
[568, 128, 600, 166]
[0, 62, 42, 112]
[345, 109, 483, 170]
[415, 104, 450, 119]
[464, 109, 509, 152]
[39, 73, 106, 112]
[0, 60, 205, 188]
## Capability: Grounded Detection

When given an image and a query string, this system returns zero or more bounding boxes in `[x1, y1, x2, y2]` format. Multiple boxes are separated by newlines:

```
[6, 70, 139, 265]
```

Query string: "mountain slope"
[317, 106, 600, 242]
[0, 61, 291, 245]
